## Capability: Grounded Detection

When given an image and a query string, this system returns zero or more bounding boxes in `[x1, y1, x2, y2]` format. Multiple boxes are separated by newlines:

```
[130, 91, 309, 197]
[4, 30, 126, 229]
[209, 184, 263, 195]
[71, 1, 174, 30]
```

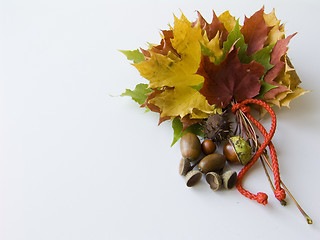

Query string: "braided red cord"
[231, 99, 286, 205]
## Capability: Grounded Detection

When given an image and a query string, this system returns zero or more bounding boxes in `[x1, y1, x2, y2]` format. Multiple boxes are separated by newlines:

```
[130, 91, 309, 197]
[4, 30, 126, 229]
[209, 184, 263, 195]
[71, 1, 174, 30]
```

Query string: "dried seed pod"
[201, 139, 216, 155]
[198, 153, 226, 173]
[180, 133, 201, 161]
[222, 170, 237, 189]
[179, 158, 191, 176]
[185, 170, 202, 187]
[205, 172, 222, 191]
[203, 112, 231, 144]
[223, 136, 252, 165]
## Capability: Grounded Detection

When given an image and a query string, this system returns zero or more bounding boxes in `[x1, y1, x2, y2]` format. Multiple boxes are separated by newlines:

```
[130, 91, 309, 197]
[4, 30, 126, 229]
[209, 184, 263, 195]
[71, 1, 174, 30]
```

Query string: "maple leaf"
[150, 30, 180, 57]
[240, 7, 272, 56]
[251, 43, 275, 72]
[263, 9, 285, 45]
[216, 20, 249, 65]
[149, 86, 219, 119]
[263, 34, 296, 100]
[194, 10, 228, 42]
[121, 83, 152, 105]
[266, 57, 309, 107]
[218, 11, 236, 33]
[120, 49, 145, 63]
[200, 32, 223, 64]
[140, 88, 171, 125]
[198, 47, 265, 108]
[133, 14, 220, 119]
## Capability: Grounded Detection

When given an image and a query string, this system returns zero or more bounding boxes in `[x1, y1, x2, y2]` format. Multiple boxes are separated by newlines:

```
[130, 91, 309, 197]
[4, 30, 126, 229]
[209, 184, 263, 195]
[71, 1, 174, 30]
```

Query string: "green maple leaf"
[251, 43, 275, 72]
[121, 83, 152, 105]
[171, 118, 204, 146]
[256, 80, 278, 99]
[119, 49, 145, 64]
[216, 20, 249, 64]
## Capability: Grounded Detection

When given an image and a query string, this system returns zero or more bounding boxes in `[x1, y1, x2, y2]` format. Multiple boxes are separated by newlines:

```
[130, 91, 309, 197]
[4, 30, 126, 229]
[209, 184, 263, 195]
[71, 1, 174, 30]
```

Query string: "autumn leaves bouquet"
[121, 8, 306, 144]
[120, 8, 311, 223]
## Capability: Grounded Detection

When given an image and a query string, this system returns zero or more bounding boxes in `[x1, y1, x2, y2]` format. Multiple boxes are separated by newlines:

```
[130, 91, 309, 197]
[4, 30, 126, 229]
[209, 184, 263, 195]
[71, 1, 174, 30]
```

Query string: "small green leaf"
[251, 43, 275, 72]
[189, 82, 204, 91]
[171, 118, 184, 147]
[171, 118, 204, 146]
[256, 81, 278, 99]
[119, 49, 145, 64]
[121, 83, 152, 105]
[200, 42, 214, 57]
[217, 20, 249, 64]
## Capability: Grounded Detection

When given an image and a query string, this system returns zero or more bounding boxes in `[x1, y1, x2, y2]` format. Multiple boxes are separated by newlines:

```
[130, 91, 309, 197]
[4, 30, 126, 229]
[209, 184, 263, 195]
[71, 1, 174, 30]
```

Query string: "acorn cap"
[205, 172, 222, 191]
[229, 136, 252, 165]
[185, 170, 202, 187]
[222, 170, 237, 189]
[179, 158, 191, 176]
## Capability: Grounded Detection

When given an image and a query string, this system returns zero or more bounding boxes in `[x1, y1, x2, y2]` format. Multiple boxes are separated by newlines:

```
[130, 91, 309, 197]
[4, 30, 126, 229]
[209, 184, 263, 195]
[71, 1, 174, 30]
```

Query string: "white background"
[1, 0, 320, 239]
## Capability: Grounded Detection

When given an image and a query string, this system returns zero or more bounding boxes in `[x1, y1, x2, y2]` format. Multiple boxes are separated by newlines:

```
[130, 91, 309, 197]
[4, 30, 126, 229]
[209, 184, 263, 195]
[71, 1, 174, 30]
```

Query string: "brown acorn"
[180, 133, 201, 161]
[201, 139, 216, 155]
[198, 153, 226, 174]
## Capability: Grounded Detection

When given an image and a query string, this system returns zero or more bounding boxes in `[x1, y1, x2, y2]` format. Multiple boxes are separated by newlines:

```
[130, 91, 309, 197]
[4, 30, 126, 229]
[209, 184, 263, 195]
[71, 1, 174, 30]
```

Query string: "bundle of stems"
[234, 108, 313, 225]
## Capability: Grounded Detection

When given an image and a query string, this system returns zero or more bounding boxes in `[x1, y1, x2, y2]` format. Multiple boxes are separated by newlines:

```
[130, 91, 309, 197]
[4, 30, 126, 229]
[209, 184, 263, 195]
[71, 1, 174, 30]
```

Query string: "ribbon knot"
[257, 192, 268, 205]
[275, 189, 286, 201]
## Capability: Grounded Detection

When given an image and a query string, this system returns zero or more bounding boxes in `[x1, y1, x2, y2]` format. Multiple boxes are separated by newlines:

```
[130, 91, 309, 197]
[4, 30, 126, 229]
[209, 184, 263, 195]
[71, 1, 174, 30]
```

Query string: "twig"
[261, 153, 313, 224]
[260, 156, 287, 206]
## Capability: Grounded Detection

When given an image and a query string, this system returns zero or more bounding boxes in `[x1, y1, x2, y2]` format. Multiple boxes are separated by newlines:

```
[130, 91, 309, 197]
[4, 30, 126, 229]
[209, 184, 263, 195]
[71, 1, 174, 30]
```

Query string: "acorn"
[185, 170, 202, 187]
[223, 136, 252, 165]
[198, 153, 226, 174]
[201, 139, 216, 155]
[179, 158, 191, 176]
[222, 170, 237, 189]
[180, 133, 201, 161]
[205, 172, 222, 191]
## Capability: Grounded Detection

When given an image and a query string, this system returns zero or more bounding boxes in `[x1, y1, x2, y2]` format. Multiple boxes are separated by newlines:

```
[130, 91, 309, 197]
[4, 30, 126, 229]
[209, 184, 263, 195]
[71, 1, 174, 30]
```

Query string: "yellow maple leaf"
[263, 9, 285, 45]
[149, 86, 220, 119]
[133, 13, 220, 119]
[202, 31, 223, 63]
[218, 11, 236, 33]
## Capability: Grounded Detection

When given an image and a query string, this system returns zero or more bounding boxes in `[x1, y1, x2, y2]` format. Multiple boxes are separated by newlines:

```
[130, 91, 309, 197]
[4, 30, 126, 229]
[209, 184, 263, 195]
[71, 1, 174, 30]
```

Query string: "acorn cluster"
[179, 132, 252, 191]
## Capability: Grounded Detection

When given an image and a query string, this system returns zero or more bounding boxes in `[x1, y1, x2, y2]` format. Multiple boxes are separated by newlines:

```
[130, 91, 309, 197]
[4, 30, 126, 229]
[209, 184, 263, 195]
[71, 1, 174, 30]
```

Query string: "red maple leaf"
[198, 48, 265, 108]
[140, 30, 179, 58]
[263, 33, 296, 99]
[193, 10, 228, 42]
[241, 7, 272, 56]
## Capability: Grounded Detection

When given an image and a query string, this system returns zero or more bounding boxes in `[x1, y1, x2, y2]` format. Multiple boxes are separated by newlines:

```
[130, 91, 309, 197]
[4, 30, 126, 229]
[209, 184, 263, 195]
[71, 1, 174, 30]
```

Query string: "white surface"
[1, 0, 320, 239]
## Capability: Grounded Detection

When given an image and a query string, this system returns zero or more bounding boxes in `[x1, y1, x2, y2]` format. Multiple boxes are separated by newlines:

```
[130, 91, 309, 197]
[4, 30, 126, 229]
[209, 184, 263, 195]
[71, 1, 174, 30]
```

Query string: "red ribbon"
[232, 99, 285, 205]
